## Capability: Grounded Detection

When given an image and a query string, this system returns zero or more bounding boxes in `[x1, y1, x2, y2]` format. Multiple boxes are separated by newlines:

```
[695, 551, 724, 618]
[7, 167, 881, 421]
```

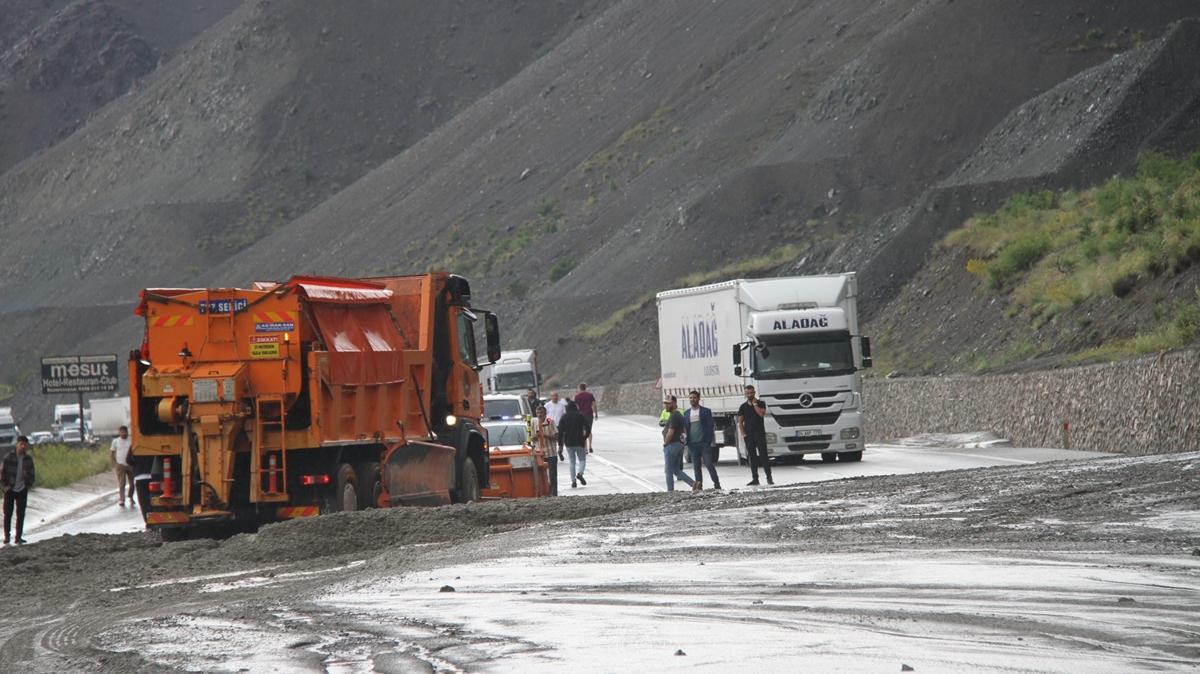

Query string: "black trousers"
[744, 433, 772, 481]
[3, 488, 29, 539]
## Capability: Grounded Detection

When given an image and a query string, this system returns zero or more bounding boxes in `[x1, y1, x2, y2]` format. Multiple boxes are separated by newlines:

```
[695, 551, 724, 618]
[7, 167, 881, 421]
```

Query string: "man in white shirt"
[109, 425, 135, 507]
[543, 391, 567, 457]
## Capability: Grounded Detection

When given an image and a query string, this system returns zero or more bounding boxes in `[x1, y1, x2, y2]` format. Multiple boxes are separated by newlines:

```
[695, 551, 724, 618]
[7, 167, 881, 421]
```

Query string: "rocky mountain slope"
[1, 0, 1199, 422]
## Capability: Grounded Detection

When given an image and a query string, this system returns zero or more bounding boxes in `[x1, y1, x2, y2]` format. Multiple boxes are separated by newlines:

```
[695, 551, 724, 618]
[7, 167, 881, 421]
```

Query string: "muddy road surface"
[1, 451, 1197, 672]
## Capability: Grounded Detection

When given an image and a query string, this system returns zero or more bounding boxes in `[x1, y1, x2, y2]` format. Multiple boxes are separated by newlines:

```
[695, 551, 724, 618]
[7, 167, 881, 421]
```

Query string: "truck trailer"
[656, 273, 872, 464]
[129, 273, 509, 539]
[89, 396, 131, 440]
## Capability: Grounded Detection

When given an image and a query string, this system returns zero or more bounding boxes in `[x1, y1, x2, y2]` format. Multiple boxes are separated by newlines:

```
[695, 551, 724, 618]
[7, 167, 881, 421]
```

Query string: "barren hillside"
[1, 0, 1199, 422]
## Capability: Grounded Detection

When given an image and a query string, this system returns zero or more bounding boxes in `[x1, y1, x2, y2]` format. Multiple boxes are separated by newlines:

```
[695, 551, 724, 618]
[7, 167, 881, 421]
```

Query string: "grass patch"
[548, 257, 576, 282]
[947, 152, 1200, 321]
[575, 292, 656, 340]
[677, 244, 803, 287]
[575, 245, 803, 340]
[1069, 290, 1200, 362]
[29, 444, 112, 489]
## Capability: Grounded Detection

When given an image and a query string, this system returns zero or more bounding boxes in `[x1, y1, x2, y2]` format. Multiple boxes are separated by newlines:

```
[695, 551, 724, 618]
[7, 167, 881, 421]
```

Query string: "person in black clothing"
[737, 385, 773, 486]
[2, 436, 35, 544]
[525, 388, 542, 414]
[557, 400, 590, 488]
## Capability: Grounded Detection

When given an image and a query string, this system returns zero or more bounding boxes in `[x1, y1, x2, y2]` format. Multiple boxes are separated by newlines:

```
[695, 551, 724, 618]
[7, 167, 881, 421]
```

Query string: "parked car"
[482, 393, 531, 421]
[481, 419, 530, 452]
[29, 431, 54, 445]
[59, 427, 83, 445]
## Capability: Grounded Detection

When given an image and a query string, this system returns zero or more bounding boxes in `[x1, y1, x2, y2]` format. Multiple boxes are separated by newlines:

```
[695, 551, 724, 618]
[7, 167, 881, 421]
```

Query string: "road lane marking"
[589, 454, 661, 492]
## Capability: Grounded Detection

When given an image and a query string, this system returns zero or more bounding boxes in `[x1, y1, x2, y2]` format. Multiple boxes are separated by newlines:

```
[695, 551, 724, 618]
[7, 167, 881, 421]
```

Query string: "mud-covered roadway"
[1, 452, 1198, 673]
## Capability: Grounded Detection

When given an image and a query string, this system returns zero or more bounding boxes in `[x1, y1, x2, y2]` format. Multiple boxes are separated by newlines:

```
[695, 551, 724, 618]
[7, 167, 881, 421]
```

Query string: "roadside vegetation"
[946, 151, 1200, 360]
[575, 244, 803, 340]
[30, 444, 112, 489]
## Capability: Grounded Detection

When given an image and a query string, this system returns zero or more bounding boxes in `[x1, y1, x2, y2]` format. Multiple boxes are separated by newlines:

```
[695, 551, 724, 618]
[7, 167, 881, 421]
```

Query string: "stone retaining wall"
[590, 347, 1200, 455]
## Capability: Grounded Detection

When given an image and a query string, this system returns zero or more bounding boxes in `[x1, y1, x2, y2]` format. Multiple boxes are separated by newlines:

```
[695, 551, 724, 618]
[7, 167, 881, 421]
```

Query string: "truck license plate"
[792, 429, 821, 437]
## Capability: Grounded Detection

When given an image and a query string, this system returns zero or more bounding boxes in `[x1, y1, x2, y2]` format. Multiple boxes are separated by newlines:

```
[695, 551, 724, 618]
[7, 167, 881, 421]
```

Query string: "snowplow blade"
[384, 441, 457, 506]
[483, 446, 550, 499]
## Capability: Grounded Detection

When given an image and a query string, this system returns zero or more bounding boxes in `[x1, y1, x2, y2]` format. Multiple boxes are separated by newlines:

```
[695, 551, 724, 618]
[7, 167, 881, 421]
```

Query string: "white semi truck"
[481, 349, 541, 397]
[656, 273, 872, 464]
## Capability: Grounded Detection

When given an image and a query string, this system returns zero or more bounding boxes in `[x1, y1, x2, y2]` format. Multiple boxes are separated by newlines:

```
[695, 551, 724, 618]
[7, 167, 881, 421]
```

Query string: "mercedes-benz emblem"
[798, 393, 814, 408]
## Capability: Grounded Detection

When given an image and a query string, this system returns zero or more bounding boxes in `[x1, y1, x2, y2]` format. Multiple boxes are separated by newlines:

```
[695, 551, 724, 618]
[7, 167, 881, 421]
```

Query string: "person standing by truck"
[558, 400, 590, 488]
[683, 391, 721, 491]
[544, 391, 567, 457]
[738, 385, 773, 486]
[532, 406, 559, 496]
[110, 425, 135, 507]
[2, 436, 34, 544]
[573, 383, 597, 452]
[661, 396, 694, 492]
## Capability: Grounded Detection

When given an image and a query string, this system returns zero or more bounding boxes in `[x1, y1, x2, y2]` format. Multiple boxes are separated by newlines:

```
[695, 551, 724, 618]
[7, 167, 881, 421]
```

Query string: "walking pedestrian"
[2, 436, 35, 544]
[558, 400, 590, 488]
[738, 385, 773, 486]
[110, 425, 135, 507]
[661, 396, 694, 492]
[572, 383, 597, 452]
[544, 391, 567, 455]
[683, 390, 721, 490]
[532, 406, 559, 496]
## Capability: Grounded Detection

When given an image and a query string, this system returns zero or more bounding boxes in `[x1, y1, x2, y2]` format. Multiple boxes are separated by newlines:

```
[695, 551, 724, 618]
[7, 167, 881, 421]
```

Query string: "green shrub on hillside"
[947, 152, 1200, 319]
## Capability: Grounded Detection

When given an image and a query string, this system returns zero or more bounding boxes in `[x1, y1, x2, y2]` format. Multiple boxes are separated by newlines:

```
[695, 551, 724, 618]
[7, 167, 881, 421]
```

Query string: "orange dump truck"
[129, 273, 517, 538]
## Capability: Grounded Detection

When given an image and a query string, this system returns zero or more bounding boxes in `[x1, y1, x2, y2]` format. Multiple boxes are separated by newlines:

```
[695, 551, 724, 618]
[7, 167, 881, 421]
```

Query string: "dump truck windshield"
[754, 331, 854, 378]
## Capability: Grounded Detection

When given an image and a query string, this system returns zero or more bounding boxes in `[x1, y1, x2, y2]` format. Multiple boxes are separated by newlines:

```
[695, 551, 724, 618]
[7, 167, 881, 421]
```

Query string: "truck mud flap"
[384, 441, 456, 507]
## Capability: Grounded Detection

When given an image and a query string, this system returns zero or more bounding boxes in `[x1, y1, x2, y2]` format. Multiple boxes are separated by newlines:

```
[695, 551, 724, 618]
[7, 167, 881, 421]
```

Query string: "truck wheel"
[336, 463, 360, 512]
[840, 451, 863, 462]
[355, 461, 382, 510]
[456, 458, 480, 503]
[820, 452, 836, 463]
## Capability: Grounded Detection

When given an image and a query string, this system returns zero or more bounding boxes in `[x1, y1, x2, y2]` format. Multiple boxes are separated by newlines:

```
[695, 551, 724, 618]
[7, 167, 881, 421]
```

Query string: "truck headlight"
[445, 415, 458, 426]
[764, 433, 777, 444]
[840, 427, 860, 440]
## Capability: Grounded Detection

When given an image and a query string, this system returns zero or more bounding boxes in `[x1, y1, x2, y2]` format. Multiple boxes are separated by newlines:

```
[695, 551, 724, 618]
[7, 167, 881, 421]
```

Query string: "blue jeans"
[566, 446, 587, 483]
[663, 442, 694, 491]
[688, 442, 720, 487]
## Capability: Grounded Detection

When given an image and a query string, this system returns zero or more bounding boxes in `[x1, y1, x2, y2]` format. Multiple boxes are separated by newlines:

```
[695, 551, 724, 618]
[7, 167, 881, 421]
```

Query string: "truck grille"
[772, 410, 841, 427]
[787, 438, 832, 451]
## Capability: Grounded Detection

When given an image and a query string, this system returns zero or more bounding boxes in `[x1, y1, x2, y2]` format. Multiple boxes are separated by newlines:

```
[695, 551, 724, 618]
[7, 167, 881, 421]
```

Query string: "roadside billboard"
[41, 354, 120, 395]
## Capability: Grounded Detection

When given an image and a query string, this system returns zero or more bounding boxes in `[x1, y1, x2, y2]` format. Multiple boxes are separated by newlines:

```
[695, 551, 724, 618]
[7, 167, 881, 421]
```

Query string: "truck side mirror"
[731, 344, 741, 366]
[861, 336, 873, 369]
[537, 373, 544, 385]
[485, 313, 501, 363]
[734, 365, 742, 376]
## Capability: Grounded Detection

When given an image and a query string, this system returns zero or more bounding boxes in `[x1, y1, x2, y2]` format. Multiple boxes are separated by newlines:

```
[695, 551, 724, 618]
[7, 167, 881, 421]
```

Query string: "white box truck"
[481, 349, 541, 397]
[89, 396, 131, 440]
[656, 273, 872, 464]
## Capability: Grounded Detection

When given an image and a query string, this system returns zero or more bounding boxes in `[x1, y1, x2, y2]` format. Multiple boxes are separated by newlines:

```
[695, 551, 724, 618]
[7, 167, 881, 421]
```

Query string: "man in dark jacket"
[2, 436, 35, 544]
[683, 390, 721, 490]
[557, 400, 590, 488]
